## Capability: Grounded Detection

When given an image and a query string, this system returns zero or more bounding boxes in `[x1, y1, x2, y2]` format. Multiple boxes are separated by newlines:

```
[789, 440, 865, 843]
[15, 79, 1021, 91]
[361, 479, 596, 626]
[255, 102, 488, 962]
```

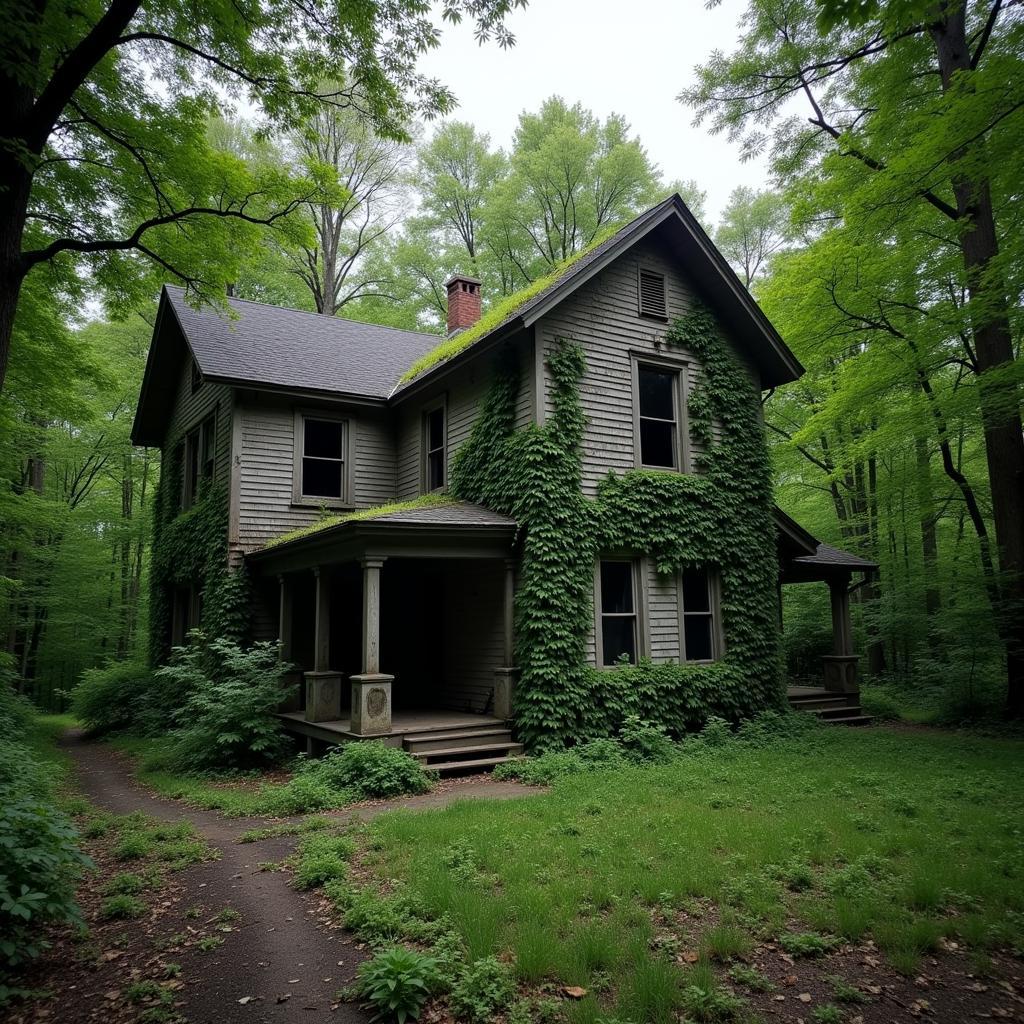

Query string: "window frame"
[190, 358, 203, 394]
[677, 566, 723, 663]
[594, 556, 650, 669]
[291, 409, 354, 508]
[631, 352, 690, 474]
[181, 413, 216, 510]
[637, 265, 668, 321]
[420, 396, 448, 494]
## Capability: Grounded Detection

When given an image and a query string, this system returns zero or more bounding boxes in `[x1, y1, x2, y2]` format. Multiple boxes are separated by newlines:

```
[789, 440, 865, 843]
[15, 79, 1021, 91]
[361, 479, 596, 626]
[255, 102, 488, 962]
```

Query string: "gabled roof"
[775, 507, 877, 580]
[392, 193, 804, 397]
[131, 286, 440, 445]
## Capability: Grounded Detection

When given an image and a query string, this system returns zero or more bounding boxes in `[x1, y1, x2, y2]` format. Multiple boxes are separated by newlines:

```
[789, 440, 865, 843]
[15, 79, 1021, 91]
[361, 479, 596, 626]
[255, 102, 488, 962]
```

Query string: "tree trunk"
[931, 4, 1024, 715]
[915, 436, 942, 657]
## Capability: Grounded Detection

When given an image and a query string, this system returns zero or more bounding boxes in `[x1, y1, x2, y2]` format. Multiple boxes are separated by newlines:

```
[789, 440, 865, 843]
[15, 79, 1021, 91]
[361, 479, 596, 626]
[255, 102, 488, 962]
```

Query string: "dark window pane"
[639, 367, 675, 421]
[602, 616, 637, 666]
[600, 561, 634, 615]
[427, 407, 444, 450]
[428, 449, 445, 490]
[304, 419, 343, 459]
[682, 568, 710, 612]
[201, 419, 215, 479]
[302, 457, 343, 498]
[640, 418, 676, 468]
[684, 615, 713, 661]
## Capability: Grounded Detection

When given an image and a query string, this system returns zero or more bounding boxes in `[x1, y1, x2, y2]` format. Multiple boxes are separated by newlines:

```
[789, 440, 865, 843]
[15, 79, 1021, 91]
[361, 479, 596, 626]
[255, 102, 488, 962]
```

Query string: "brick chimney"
[445, 275, 482, 336]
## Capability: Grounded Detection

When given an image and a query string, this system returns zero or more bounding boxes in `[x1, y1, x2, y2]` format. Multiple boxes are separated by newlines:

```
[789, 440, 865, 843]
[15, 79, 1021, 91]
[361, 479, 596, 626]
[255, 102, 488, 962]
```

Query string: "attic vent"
[638, 269, 668, 320]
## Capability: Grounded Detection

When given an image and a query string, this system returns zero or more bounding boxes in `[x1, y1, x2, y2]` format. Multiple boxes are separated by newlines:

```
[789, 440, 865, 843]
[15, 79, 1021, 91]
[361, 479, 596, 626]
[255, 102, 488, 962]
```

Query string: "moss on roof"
[397, 222, 628, 386]
[262, 494, 454, 550]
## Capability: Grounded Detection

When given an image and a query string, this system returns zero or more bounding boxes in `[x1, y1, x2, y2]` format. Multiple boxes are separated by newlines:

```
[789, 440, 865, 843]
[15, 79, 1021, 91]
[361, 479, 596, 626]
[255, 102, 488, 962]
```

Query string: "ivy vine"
[451, 305, 783, 749]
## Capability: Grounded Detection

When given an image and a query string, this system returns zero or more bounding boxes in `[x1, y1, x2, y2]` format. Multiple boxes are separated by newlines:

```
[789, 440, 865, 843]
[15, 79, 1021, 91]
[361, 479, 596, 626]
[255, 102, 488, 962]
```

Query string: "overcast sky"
[417, 0, 769, 225]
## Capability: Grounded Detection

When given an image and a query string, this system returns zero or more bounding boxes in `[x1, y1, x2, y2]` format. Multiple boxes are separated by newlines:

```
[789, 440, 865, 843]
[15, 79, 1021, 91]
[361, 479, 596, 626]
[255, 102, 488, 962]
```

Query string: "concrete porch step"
[790, 697, 852, 710]
[423, 754, 527, 774]
[413, 741, 524, 763]
[818, 714, 874, 727]
[811, 705, 864, 719]
[404, 728, 513, 753]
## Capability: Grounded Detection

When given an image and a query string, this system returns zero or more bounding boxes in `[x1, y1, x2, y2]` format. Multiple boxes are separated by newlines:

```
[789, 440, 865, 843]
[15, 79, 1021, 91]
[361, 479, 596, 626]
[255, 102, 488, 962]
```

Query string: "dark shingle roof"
[165, 286, 440, 399]
[793, 543, 878, 570]
[369, 501, 517, 528]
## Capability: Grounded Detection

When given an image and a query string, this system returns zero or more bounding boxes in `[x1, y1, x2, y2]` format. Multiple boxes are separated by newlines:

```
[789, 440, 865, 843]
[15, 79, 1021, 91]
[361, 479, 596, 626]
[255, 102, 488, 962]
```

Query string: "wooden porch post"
[493, 558, 519, 721]
[277, 574, 302, 713]
[823, 573, 859, 693]
[350, 556, 393, 736]
[304, 566, 342, 723]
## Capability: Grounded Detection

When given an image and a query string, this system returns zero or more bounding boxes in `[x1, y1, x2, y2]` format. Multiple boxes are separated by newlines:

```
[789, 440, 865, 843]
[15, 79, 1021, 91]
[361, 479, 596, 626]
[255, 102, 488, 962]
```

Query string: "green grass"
[348, 726, 1024, 1021]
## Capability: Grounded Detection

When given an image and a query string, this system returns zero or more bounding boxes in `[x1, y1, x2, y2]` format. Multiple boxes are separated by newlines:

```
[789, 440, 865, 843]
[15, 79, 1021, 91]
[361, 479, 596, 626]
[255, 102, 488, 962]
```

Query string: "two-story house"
[131, 195, 875, 770]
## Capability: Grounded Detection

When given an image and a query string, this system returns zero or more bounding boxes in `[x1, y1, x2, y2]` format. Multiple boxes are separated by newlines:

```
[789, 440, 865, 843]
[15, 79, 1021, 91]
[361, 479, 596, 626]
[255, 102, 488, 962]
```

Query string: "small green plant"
[125, 979, 167, 1004]
[100, 893, 147, 920]
[352, 946, 439, 1023]
[238, 817, 332, 843]
[163, 962, 182, 978]
[811, 1005, 843, 1024]
[778, 932, 835, 958]
[699, 923, 751, 962]
[728, 963, 774, 991]
[449, 956, 515, 1024]
[103, 872, 147, 896]
[293, 742, 432, 801]
[293, 833, 355, 889]
[213, 907, 241, 924]
[828, 977, 866, 1004]
[113, 830, 152, 860]
[196, 935, 223, 951]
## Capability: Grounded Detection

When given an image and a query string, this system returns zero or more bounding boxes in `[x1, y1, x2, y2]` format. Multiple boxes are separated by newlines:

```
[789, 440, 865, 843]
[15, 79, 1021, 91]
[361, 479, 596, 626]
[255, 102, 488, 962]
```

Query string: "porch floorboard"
[280, 709, 508, 745]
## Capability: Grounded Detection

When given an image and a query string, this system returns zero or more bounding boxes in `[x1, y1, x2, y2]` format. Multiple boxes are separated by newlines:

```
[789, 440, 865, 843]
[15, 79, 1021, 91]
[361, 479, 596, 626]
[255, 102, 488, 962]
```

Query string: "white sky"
[417, 0, 770, 225]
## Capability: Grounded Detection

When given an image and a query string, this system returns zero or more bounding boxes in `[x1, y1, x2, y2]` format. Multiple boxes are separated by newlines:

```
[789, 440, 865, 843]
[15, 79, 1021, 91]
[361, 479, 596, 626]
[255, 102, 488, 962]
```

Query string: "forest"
[1, 0, 1022, 725]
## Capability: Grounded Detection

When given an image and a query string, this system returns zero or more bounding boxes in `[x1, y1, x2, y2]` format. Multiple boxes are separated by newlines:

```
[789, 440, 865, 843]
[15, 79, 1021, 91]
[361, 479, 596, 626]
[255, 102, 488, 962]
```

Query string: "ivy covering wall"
[451, 306, 783, 749]
[148, 444, 249, 666]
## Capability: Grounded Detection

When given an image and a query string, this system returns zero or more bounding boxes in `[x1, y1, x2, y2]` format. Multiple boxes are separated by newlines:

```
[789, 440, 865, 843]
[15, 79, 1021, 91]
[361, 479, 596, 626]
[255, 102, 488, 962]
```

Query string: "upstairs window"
[423, 402, 446, 493]
[182, 414, 215, 509]
[190, 358, 203, 394]
[598, 560, 639, 666]
[681, 567, 718, 662]
[300, 416, 346, 499]
[638, 268, 667, 319]
[637, 364, 680, 469]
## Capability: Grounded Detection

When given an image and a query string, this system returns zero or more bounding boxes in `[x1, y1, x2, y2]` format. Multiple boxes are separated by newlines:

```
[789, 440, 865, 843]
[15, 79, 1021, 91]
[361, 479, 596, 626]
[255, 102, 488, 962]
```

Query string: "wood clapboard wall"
[165, 355, 233, 490]
[235, 396, 395, 551]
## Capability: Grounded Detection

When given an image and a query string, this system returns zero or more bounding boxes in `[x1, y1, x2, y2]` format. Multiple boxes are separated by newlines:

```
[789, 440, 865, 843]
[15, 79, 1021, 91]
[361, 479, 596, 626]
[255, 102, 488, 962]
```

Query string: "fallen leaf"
[289, 978, 300, 983]
[798, 993, 812, 1003]
[237, 996, 253, 1005]
[784, 975, 798, 986]
[562, 986, 587, 999]
[682, 951, 699, 964]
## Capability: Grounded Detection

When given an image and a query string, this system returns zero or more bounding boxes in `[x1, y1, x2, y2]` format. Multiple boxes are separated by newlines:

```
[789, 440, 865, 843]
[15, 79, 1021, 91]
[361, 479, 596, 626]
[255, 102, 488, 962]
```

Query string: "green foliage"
[71, 661, 177, 737]
[155, 635, 295, 772]
[292, 833, 356, 890]
[100, 893, 147, 920]
[859, 689, 902, 722]
[448, 956, 515, 1024]
[353, 946, 441, 1024]
[810, 1005, 843, 1024]
[298, 741, 431, 800]
[778, 932, 835, 958]
[451, 305, 781, 747]
[0, 706, 91, 973]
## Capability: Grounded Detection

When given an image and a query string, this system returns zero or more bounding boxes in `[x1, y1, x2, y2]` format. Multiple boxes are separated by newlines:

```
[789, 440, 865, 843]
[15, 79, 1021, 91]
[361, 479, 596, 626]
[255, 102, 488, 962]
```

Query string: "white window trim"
[420, 395, 448, 495]
[292, 409, 355, 508]
[677, 566, 723, 663]
[594, 556, 650, 669]
[631, 351, 691, 474]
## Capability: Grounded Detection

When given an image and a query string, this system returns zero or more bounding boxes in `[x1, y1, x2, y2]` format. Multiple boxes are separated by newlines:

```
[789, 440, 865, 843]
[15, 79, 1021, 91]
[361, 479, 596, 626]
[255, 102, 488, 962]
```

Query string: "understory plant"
[352, 946, 440, 1023]
[289, 741, 432, 802]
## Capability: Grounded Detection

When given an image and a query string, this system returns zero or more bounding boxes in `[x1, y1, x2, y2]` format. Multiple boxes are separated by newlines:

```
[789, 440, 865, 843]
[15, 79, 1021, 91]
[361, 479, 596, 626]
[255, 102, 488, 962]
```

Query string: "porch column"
[304, 566, 343, 723]
[493, 558, 519, 721]
[823, 573, 859, 693]
[350, 557, 394, 735]
[277, 574, 302, 712]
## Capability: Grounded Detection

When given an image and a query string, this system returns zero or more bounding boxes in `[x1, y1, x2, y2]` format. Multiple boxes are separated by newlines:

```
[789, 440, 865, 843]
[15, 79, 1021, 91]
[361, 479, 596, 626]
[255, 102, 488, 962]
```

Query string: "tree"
[0, 0, 525, 394]
[714, 187, 789, 289]
[289, 87, 413, 315]
[683, 0, 1024, 713]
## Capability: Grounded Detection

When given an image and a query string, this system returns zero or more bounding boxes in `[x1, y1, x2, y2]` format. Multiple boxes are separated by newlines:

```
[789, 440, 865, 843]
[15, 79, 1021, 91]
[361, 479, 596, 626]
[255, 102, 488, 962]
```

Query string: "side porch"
[246, 502, 524, 771]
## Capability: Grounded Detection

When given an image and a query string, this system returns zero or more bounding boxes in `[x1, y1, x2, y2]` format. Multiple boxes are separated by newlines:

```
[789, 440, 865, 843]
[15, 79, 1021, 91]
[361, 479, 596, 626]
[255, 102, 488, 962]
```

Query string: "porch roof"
[246, 500, 519, 574]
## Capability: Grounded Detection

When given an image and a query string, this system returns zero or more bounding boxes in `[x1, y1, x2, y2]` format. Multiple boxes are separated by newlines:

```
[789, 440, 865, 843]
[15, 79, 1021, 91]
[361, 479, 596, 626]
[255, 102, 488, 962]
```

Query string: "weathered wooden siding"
[235, 395, 395, 551]
[440, 560, 505, 712]
[164, 355, 232, 486]
[394, 336, 534, 501]
[537, 232, 761, 496]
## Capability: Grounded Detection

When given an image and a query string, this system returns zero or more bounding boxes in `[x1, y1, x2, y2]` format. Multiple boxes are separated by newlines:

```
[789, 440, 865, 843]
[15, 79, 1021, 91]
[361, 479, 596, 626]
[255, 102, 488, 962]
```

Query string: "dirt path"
[58, 733, 536, 1024]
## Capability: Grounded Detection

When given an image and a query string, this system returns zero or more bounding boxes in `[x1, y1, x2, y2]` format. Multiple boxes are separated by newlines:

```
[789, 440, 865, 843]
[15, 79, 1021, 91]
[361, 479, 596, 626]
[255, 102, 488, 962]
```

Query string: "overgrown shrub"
[72, 660, 172, 736]
[157, 635, 295, 772]
[448, 956, 515, 1024]
[860, 689, 902, 722]
[352, 946, 440, 1023]
[290, 742, 431, 802]
[0, 696, 92, 975]
[618, 714, 675, 763]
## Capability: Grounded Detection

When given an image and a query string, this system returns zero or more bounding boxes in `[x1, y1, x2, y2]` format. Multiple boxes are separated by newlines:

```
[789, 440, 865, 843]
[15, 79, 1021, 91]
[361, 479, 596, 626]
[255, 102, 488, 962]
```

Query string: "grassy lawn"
[350, 725, 1023, 1023]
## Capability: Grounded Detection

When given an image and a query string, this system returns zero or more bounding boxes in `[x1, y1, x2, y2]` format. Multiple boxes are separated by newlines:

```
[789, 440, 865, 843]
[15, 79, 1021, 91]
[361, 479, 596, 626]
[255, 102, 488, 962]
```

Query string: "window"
[598, 560, 639, 666]
[681, 567, 718, 662]
[190, 358, 203, 394]
[638, 268, 668, 319]
[637, 364, 680, 469]
[182, 414, 215, 509]
[423, 403, 446, 492]
[300, 416, 346, 499]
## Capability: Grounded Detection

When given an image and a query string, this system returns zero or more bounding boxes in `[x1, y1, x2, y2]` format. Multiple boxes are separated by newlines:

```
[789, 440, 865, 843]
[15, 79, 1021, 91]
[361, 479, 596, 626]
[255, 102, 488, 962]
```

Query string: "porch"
[776, 510, 878, 725]
[246, 501, 523, 768]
